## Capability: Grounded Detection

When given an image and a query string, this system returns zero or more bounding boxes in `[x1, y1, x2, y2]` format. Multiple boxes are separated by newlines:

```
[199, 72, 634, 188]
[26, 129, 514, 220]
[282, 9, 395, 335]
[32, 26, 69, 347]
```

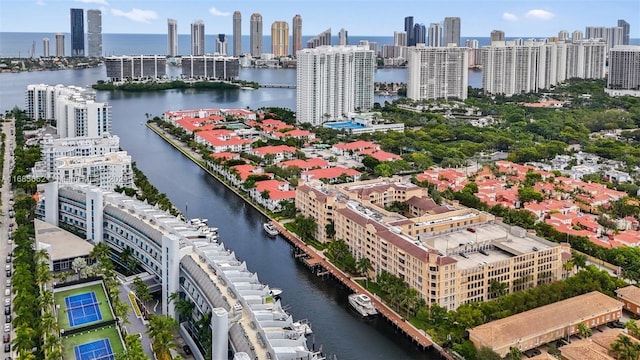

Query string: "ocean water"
[0, 32, 506, 57]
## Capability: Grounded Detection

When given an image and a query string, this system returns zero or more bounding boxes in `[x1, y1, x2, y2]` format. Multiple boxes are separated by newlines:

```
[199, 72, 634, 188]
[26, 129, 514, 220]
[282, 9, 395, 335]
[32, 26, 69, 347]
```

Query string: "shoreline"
[146, 121, 455, 358]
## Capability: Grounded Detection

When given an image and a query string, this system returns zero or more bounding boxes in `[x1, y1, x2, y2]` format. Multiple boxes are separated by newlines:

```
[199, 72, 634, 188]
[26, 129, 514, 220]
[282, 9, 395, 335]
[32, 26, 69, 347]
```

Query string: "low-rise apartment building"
[296, 178, 571, 309]
[616, 285, 640, 317]
[469, 291, 623, 357]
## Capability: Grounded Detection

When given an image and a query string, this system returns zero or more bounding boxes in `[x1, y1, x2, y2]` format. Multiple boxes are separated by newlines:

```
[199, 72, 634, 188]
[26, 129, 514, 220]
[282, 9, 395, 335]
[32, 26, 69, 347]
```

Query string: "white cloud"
[209, 7, 230, 16]
[74, 0, 110, 5]
[111, 8, 158, 23]
[36, 0, 46, 5]
[502, 12, 518, 21]
[525, 9, 555, 20]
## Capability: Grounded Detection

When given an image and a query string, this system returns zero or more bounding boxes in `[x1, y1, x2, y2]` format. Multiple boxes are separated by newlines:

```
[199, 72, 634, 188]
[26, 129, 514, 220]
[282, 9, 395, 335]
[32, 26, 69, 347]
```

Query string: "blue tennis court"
[324, 121, 366, 130]
[65, 292, 103, 327]
[74, 338, 114, 360]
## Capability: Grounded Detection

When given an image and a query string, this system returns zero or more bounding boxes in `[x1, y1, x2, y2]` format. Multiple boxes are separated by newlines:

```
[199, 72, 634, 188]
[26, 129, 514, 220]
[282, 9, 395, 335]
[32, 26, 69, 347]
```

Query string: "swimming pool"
[323, 121, 366, 130]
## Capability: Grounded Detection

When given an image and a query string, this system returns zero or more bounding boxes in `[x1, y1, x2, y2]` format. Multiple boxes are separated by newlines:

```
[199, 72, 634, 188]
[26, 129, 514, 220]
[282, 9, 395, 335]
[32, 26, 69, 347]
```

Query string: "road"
[0, 119, 15, 358]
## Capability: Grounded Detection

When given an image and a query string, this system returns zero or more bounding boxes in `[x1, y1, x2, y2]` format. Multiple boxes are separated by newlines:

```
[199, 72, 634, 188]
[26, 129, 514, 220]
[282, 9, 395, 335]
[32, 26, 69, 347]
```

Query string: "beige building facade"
[296, 178, 571, 309]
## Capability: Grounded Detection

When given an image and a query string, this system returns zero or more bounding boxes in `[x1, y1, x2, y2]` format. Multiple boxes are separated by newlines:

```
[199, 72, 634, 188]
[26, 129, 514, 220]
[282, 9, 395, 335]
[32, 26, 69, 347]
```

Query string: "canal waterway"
[0, 68, 442, 359]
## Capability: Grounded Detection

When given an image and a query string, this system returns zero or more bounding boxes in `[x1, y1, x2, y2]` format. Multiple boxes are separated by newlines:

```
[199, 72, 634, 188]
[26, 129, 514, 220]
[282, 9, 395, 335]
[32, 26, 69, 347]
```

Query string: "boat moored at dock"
[263, 222, 279, 236]
[348, 293, 378, 317]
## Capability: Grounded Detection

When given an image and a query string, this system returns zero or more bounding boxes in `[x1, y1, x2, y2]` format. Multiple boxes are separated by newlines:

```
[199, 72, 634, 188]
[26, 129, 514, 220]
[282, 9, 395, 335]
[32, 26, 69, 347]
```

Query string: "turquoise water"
[324, 121, 366, 129]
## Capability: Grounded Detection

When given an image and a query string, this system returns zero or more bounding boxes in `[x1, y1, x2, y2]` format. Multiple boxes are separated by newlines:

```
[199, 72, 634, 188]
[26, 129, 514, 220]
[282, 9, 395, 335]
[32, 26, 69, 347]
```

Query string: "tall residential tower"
[405, 16, 415, 46]
[43, 38, 50, 57]
[292, 14, 302, 56]
[167, 19, 178, 57]
[55, 33, 65, 57]
[87, 9, 102, 57]
[443, 17, 461, 46]
[296, 46, 375, 125]
[606, 46, 640, 97]
[618, 19, 630, 45]
[407, 44, 469, 100]
[233, 11, 242, 56]
[70, 8, 84, 57]
[271, 21, 289, 57]
[250, 13, 263, 57]
[191, 20, 205, 56]
[428, 23, 443, 47]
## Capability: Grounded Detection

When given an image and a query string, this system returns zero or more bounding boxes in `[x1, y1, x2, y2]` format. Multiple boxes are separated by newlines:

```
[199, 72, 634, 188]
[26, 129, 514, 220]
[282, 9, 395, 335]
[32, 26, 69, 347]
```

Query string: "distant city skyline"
[1, 0, 638, 38]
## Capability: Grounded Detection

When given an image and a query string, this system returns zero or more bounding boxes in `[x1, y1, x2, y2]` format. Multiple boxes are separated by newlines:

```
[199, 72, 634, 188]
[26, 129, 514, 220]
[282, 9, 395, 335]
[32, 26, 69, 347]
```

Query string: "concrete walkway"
[117, 281, 154, 358]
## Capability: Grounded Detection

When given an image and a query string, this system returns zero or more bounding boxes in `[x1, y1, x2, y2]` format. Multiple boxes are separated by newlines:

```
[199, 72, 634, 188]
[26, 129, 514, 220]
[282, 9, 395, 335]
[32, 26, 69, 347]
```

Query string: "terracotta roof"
[560, 339, 614, 360]
[333, 140, 379, 151]
[278, 158, 328, 170]
[406, 196, 451, 214]
[469, 292, 622, 351]
[296, 185, 328, 202]
[210, 152, 240, 160]
[252, 145, 297, 156]
[336, 207, 428, 261]
[302, 166, 361, 180]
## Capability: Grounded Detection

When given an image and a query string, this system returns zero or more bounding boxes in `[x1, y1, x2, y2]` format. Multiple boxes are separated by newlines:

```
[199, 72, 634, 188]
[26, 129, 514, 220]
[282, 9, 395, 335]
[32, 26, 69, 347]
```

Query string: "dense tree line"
[92, 79, 259, 92]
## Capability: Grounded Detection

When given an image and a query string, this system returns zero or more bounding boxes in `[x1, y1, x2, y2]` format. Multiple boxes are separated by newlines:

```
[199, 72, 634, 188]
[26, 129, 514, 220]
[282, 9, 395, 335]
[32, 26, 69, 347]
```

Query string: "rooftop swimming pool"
[324, 121, 366, 130]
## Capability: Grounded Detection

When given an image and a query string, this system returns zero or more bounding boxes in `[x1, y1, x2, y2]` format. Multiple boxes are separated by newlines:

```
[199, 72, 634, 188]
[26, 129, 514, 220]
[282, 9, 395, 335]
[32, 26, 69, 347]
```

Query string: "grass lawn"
[61, 325, 125, 360]
[54, 283, 114, 331]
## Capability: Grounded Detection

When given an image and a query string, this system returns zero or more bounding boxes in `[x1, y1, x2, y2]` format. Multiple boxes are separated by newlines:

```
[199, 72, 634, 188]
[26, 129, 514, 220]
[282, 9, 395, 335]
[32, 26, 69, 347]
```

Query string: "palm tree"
[489, 280, 508, 299]
[147, 314, 179, 360]
[611, 334, 640, 360]
[626, 319, 640, 339]
[506, 346, 522, 360]
[90, 242, 111, 266]
[12, 324, 37, 355]
[577, 322, 592, 338]
[132, 277, 152, 311]
[355, 257, 373, 288]
[572, 252, 588, 270]
[400, 287, 421, 318]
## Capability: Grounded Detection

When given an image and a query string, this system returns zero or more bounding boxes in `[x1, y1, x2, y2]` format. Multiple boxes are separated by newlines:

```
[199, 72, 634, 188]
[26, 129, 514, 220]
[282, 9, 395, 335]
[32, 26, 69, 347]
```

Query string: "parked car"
[3, 324, 9, 333]
[608, 320, 625, 329]
[182, 345, 192, 355]
[2, 334, 8, 344]
[4, 316, 10, 324]
[3, 343, 9, 353]
[3, 307, 8, 316]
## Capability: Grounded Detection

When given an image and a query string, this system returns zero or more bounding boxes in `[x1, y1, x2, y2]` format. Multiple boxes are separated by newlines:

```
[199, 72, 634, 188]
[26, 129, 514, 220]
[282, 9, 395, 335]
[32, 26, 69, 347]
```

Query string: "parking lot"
[1, 120, 15, 359]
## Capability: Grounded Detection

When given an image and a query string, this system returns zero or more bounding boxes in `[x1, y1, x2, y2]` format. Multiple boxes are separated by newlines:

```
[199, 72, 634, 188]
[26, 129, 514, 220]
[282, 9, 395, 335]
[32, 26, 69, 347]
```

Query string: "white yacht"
[293, 319, 313, 336]
[348, 293, 378, 317]
[263, 222, 279, 236]
[269, 288, 283, 297]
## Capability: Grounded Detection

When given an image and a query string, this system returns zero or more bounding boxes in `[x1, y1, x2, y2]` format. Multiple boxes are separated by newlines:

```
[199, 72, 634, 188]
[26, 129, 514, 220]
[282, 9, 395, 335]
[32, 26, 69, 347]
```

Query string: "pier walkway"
[259, 84, 296, 89]
[270, 221, 439, 352]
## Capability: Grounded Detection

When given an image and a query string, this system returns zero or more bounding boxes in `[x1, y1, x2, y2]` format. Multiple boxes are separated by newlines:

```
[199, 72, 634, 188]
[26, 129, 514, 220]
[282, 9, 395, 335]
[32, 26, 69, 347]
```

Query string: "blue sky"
[1, 0, 638, 37]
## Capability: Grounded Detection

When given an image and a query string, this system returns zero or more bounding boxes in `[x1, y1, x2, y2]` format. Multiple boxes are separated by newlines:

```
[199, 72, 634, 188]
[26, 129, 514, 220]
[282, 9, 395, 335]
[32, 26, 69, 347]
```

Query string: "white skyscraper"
[394, 31, 407, 47]
[26, 84, 111, 138]
[43, 38, 50, 57]
[606, 45, 640, 97]
[482, 40, 571, 96]
[558, 30, 569, 41]
[338, 28, 348, 46]
[585, 26, 624, 50]
[572, 30, 583, 42]
[168, 19, 178, 57]
[87, 9, 102, 57]
[428, 23, 443, 47]
[296, 46, 375, 125]
[191, 20, 205, 56]
[55, 33, 65, 57]
[566, 39, 606, 79]
[407, 44, 468, 100]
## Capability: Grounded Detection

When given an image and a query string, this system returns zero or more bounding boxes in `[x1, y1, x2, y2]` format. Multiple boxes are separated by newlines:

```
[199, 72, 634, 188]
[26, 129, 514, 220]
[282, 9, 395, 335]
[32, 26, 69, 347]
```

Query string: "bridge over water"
[259, 83, 297, 89]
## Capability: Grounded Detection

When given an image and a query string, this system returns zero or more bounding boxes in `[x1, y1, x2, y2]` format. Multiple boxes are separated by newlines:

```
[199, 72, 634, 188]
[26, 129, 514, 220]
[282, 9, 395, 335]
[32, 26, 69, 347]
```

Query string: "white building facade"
[407, 44, 469, 100]
[44, 151, 132, 190]
[35, 134, 121, 177]
[606, 45, 640, 97]
[296, 45, 375, 125]
[36, 182, 324, 360]
[481, 40, 605, 96]
[25, 84, 111, 138]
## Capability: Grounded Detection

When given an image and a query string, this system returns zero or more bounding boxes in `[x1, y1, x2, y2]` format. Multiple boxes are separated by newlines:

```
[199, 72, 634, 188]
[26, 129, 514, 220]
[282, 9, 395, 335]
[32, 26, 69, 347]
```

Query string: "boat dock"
[271, 221, 450, 355]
